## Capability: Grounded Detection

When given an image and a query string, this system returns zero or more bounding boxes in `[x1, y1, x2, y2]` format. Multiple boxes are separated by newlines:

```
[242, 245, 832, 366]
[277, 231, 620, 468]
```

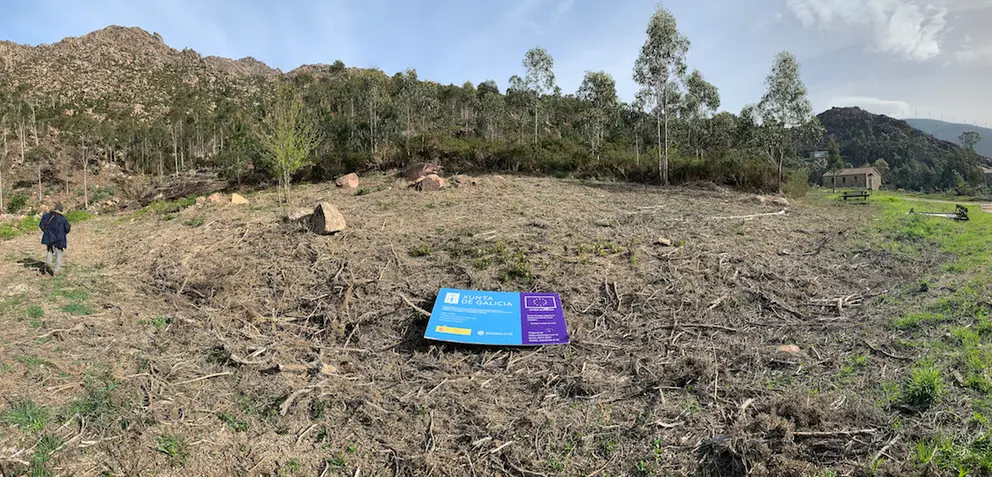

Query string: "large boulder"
[231, 193, 249, 205]
[416, 174, 447, 191]
[335, 173, 360, 189]
[312, 202, 347, 235]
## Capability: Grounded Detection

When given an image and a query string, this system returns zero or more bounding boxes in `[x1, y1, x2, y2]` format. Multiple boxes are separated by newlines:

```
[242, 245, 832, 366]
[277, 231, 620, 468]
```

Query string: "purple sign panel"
[520, 293, 570, 345]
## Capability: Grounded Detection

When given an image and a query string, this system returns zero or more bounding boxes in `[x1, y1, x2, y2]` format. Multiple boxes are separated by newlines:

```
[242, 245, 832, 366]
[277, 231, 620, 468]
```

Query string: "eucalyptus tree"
[522, 47, 556, 144]
[756, 51, 822, 193]
[680, 70, 720, 159]
[576, 71, 618, 161]
[633, 5, 689, 185]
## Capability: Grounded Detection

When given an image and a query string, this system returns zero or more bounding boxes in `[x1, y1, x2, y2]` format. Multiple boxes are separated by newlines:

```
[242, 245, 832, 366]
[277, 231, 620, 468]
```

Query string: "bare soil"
[0, 174, 941, 476]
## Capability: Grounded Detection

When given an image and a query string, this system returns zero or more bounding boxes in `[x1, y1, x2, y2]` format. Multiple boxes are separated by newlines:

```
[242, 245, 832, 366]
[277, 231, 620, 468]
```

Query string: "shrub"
[6, 192, 28, 214]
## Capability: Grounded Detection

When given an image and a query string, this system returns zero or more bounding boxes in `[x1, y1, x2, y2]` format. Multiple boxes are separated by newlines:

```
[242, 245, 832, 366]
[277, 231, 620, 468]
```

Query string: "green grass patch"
[63, 210, 93, 223]
[0, 216, 41, 241]
[0, 294, 27, 315]
[30, 434, 64, 476]
[893, 311, 947, 330]
[66, 374, 121, 429]
[60, 303, 94, 316]
[913, 433, 992, 475]
[408, 244, 432, 257]
[156, 434, 190, 467]
[1, 399, 51, 432]
[183, 216, 205, 228]
[26, 304, 44, 320]
[868, 192, 992, 271]
[219, 412, 248, 432]
[150, 197, 197, 215]
[18, 355, 48, 369]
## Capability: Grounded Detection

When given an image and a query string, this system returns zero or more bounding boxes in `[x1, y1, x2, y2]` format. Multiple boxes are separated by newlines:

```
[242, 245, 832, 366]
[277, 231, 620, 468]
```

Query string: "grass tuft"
[1, 399, 51, 432]
[903, 362, 947, 408]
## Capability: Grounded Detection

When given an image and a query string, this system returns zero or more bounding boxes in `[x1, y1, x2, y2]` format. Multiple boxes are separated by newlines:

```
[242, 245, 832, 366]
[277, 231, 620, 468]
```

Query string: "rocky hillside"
[0, 26, 280, 114]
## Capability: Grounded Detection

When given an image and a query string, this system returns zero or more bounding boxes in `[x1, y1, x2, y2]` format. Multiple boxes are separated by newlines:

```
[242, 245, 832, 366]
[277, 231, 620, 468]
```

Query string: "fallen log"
[138, 180, 229, 206]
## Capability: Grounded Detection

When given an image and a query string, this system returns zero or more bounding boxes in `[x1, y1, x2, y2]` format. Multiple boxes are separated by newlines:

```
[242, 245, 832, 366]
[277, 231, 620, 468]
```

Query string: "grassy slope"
[861, 191, 992, 474]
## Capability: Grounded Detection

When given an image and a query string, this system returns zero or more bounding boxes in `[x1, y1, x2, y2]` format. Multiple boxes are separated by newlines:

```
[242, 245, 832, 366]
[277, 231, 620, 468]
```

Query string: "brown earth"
[0, 175, 940, 476]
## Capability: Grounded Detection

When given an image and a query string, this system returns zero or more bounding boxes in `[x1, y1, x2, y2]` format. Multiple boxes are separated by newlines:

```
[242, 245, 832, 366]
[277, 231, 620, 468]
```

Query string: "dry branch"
[793, 429, 876, 438]
[708, 209, 787, 220]
[396, 293, 432, 317]
[172, 372, 232, 386]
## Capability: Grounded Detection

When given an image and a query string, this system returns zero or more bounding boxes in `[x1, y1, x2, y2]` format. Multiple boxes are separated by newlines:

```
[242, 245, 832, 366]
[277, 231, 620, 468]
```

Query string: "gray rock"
[312, 202, 347, 235]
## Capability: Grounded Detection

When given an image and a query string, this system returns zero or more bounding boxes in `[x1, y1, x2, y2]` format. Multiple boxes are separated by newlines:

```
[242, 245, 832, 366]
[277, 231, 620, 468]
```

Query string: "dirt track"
[0, 176, 943, 476]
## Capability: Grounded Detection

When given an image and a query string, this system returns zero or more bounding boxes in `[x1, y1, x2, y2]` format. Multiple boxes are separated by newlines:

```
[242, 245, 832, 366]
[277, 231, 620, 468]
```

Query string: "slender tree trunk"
[533, 103, 539, 145]
[37, 164, 42, 201]
[30, 102, 38, 147]
[0, 165, 4, 213]
[63, 150, 69, 195]
[19, 122, 26, 163]
[82, 139, 88, 209]
[663, 93, 670, 186]
[777, 151, 784, 194]
[172, 126, 179, 176]
[656, 113, 662, 184]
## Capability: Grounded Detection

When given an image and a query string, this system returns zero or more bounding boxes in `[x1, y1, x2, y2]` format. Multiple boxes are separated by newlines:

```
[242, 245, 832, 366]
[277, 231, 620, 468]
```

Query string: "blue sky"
[3, 0, 991, 125]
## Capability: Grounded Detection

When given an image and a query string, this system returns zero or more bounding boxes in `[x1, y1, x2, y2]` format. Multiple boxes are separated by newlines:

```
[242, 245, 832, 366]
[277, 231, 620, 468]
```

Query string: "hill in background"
[815, 107, 984, 191]
[905, 118, 992, 158]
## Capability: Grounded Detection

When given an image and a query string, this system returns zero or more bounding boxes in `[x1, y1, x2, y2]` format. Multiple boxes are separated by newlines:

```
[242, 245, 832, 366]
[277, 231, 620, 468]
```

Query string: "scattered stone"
[312, 201, 347, 235]
[319, 363, 338, 376]
[776, 345, 801, 354]
[207, 193, 223, 203]
[402, 162, 443, 181]
[335, 173, 360, 189]
[277, 363, 309, 373]
[231, 193, 249, 205]
[772, 197, 790, 207]
[452, 174, 479, 187]
[195, 196, 206, 206]
[286, 208, 312, 222]
[416, 174, 447, 191]
[655, 237, 674, 247]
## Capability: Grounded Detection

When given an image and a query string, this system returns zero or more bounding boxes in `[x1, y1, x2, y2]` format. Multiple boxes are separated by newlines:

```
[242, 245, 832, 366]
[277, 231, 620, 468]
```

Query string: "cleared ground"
[0, 175, 987, 476]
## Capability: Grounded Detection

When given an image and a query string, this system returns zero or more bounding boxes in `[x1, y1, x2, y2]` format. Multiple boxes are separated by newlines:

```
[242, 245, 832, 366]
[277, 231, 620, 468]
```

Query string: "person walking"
[39, 203, 71, 276]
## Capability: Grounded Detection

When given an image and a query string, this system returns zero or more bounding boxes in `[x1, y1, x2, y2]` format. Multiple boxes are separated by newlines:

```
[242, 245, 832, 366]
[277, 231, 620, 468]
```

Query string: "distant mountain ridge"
[904, 118, 992, 158]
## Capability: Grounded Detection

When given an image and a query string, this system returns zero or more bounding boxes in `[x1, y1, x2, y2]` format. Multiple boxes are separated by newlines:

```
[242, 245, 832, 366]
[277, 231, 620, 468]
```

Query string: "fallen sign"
[424, 288, 570, 346]
[909, 204, 969, 221]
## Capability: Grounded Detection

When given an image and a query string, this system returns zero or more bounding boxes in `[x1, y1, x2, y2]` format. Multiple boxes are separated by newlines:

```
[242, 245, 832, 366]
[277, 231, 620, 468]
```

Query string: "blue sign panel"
[424, 288, 569, 346]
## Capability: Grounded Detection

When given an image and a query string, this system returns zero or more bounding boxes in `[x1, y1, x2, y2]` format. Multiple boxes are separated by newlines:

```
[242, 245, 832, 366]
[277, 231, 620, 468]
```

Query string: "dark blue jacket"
[40, 212, 71, 249]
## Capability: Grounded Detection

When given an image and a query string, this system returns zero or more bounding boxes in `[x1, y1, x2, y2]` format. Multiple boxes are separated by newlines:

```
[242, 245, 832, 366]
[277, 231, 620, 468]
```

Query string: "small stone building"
[822, 167, 882, 190]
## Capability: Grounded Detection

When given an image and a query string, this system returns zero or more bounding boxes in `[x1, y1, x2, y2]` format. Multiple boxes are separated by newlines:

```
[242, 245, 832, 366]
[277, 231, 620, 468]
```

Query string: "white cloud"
[827, 95, 913, 117]
[786, 0, 949, 61]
